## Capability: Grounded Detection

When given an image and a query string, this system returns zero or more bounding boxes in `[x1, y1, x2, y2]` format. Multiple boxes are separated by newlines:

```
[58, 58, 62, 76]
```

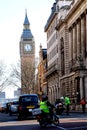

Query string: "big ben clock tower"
[20, 12, 35, 94]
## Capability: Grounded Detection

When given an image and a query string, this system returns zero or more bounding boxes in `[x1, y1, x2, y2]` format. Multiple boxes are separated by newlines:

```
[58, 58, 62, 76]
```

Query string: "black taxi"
[17, 94, 39, 120]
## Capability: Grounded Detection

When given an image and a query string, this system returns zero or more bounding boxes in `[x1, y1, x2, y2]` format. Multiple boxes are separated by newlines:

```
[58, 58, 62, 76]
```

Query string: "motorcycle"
[32, 108, 59, 128]
[55, 102, 64, 115]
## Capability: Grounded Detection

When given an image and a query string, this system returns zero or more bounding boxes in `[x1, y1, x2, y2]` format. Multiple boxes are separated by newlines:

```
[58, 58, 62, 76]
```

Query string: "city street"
[0, 112, 87, 130]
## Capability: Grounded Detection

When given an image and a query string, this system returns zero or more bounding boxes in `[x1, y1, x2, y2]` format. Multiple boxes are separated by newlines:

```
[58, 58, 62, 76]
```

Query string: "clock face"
[24, 44, 32, 51]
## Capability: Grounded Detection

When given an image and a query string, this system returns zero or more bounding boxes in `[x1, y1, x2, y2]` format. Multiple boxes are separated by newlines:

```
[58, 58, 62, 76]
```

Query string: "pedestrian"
[64, 94, 71, 115]
[80, 98, 86, 113]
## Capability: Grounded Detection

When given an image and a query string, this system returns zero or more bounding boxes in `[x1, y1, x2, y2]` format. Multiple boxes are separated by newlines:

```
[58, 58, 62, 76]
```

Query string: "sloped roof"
[21, 12, 33, 39]
[21, 29, 33, 39]
[23, 13, 30, 25]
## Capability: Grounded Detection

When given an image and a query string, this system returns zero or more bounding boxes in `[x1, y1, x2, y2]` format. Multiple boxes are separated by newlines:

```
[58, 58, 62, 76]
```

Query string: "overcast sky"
[0, 0, 55, 98]
[0, 0, 55, 66]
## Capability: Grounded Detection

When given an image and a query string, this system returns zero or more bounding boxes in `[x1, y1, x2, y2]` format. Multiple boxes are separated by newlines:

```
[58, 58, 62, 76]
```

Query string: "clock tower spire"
[23, 10, 30, 29]
[21, 11, 34, 40]
[19, 11, 35, 94]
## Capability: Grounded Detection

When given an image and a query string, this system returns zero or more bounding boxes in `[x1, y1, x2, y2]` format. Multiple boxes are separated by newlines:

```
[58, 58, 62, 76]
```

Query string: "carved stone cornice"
[55, 19, 65, 31]
[69, 54, 86, 72]
[65, 0, 84, 22]
[45, 64, 58, 78]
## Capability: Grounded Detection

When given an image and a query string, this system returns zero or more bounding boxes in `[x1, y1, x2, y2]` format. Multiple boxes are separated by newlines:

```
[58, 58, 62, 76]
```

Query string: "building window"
[60, 37, 65, 76]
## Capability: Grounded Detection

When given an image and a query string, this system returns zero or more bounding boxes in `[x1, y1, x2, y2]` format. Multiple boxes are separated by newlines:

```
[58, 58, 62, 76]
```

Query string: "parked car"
[17, 94, 39, 120]
[0, 102, 7, 113]
[9, 101, 19, 116]
[5, 102, 11, 113]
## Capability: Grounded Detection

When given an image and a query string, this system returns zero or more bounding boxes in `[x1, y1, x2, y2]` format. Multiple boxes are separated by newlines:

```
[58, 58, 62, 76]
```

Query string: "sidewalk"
[59, 111, 87, 119]
[69, 109, 87, 114]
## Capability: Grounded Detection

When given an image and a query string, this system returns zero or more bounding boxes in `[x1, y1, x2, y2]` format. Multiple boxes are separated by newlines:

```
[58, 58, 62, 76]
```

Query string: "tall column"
[69, 28, 72, 62]
[86, 11, 87, 67]
[81, 14, 86, 58]
[80, 77, 83, 99]
[77, 19, 81, 57]
[86, 11, 87, 54]
[71, 28, 73, 60]
[75, 23, 77, 59]
[84, 77, 87, 102]
[73, 24, 76, 59]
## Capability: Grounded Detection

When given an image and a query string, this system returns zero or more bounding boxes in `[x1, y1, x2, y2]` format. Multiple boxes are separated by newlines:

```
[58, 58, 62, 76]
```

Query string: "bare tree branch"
[0, 60, 10, 92]
[9, 58, 38, 94]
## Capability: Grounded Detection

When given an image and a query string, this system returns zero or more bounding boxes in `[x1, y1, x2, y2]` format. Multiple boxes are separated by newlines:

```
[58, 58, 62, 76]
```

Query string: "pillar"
[73, 24, 76, 59]
[75, 23, 77, 59]
[80, 77, 83, 99]
[84, 77, 87, 102]
[77, 19, 81, 57]
[81, 14, 86, 58]
[86, 11, 87, 67]
[71, 28, 73, 60]
[69, 28, 72, 62]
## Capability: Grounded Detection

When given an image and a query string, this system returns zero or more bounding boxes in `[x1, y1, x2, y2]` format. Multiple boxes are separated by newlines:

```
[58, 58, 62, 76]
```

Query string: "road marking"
[60, 118, 87, 123]
[69, 125, 87, 130]
[57, 126, 68, 130]
[0, 120, 38, 127]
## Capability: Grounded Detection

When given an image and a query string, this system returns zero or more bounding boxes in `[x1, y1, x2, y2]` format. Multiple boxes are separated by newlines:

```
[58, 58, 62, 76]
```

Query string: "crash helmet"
[42, 94, 48, 101]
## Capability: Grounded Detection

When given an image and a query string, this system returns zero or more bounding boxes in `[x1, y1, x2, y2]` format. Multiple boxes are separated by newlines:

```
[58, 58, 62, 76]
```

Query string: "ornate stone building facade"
[44, 0, 87, 106]
[38, 44, 47, 96]
[56, 0, 87, 104]
[44, 1, 59, 104]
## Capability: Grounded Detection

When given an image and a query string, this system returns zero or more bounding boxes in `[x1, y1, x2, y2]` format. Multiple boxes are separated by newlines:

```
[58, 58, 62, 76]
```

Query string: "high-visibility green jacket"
[64, 97, 70, 105]
[40, 101, 50, 113]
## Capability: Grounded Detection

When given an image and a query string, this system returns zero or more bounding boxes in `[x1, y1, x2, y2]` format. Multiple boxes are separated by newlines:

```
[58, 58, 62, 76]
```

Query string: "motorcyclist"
[39, 94, 55, 120]
[55, 99, 63, 115]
